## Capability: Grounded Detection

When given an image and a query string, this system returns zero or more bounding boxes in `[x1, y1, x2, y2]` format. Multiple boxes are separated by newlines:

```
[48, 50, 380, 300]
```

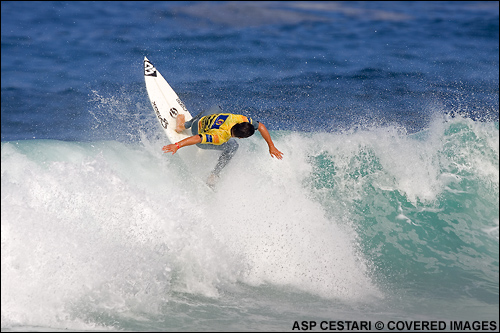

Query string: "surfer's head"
[231, 122, 255, 138]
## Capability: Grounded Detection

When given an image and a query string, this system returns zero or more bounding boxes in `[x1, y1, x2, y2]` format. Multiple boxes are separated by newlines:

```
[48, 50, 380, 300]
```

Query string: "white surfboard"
[143, 57, 193, 144]
[143, 57, 217, 184]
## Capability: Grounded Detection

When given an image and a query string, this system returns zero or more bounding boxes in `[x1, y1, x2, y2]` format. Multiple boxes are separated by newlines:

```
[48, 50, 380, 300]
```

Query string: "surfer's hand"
[162, 144, 178, 155]
[269, 146, 283, 160]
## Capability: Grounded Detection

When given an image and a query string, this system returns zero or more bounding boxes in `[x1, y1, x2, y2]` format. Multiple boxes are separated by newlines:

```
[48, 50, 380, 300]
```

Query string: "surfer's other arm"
[257, 122, 283, 160]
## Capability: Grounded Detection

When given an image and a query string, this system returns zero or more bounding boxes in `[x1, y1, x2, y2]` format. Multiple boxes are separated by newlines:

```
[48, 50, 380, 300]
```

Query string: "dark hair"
[231, 122, 255, 138]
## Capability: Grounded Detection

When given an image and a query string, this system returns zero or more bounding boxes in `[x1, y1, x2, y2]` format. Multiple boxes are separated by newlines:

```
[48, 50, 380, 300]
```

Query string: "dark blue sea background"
[2, 1, 498, 331]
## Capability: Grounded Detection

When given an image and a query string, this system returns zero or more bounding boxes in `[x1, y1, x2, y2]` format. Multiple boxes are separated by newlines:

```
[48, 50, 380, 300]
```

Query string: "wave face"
[304, 117, 499, 301]
[1, 116, 498, 330]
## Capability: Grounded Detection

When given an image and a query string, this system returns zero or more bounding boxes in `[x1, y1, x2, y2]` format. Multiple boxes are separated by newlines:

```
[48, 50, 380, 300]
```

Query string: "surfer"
[162, 107, 283, 184]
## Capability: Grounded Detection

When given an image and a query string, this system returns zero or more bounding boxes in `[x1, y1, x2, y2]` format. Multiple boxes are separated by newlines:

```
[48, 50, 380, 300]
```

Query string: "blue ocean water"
[1, 1, 498, 331]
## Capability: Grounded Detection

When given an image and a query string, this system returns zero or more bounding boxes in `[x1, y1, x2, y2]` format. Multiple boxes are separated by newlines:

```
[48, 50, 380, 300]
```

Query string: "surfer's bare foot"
[175, 114, 186, 133]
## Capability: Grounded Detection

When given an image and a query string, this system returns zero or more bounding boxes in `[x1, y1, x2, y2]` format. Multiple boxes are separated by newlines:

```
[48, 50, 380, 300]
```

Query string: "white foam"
[204, 138, 381, 301]
[2, 115, 498, 327]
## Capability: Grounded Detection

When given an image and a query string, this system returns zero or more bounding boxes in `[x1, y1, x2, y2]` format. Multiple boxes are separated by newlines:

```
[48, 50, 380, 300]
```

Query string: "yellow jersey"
[198, 113, 259, 145]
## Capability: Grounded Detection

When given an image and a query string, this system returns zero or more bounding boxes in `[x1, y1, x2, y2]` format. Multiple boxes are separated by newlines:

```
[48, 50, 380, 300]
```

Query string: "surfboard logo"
[169, 108, 178, 118]
[176, 98, 188, 112]
[152, 101, 168, 128]
[144, 61, 157, 77]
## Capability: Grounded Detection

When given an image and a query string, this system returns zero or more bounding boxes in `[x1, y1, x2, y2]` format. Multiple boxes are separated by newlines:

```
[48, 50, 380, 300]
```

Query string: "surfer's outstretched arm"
[162, 135, 202, 154]
[257, 123, 284, 160]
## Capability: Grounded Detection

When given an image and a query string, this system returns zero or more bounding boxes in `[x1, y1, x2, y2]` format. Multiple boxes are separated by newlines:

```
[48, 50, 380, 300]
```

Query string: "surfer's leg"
[202, 139, 239, 188]
[195, 138, 238, 188]
[212, 139, 239, 177]
[184, 111, 206, 134]
[194, 139, 239, 176]
[189, 120, 199, 136]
